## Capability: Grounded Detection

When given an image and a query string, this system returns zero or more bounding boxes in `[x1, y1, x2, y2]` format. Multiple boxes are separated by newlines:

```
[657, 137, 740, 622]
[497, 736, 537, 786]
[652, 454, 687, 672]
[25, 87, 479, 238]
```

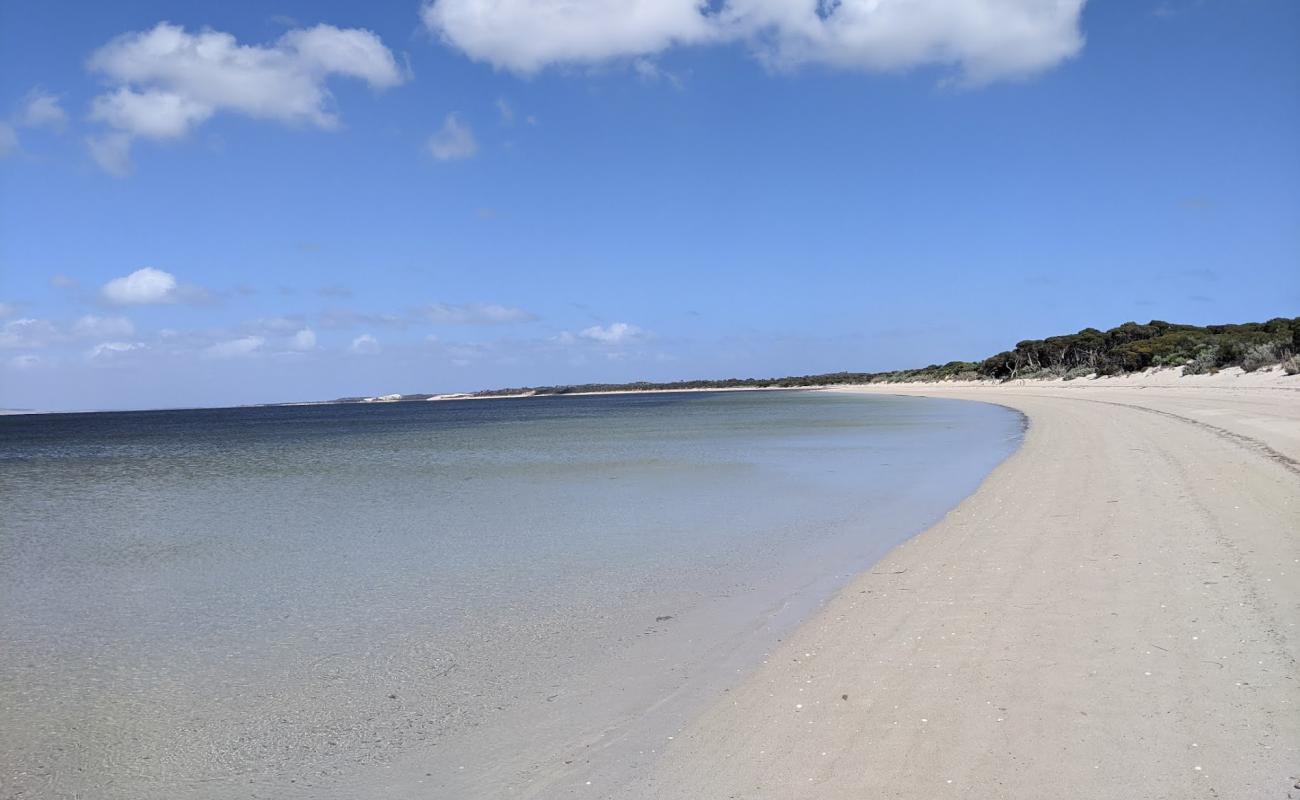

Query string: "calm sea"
[0, 390, 1021, 799]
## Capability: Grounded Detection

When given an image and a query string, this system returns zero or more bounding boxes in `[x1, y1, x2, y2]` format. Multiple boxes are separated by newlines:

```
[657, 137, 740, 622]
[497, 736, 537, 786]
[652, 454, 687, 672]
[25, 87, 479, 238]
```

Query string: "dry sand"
[644, 372, 1299, 799]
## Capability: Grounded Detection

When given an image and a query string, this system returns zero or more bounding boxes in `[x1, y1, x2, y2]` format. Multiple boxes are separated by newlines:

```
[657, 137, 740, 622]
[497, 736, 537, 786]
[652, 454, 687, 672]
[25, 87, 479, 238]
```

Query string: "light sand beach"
[645, 373, 1299, 798]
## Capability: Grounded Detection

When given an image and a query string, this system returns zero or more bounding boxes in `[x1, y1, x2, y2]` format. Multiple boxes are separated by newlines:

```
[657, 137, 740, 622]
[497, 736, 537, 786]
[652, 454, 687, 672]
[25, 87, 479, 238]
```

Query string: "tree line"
[464, 318, 1298, 397]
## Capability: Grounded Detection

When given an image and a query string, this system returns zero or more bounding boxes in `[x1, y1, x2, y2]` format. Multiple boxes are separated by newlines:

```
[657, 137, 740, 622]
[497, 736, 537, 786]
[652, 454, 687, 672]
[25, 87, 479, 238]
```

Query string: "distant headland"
[326, 317, 1299, 404]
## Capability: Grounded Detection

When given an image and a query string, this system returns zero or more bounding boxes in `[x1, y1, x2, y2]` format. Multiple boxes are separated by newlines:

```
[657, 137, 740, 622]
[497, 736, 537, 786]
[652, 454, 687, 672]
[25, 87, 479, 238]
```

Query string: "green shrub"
[1240, 342, 1290, 372]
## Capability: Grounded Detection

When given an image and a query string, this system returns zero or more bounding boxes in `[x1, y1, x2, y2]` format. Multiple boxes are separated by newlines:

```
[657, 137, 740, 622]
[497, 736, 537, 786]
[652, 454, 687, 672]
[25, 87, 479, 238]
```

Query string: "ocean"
[0, 390, 1021, 799]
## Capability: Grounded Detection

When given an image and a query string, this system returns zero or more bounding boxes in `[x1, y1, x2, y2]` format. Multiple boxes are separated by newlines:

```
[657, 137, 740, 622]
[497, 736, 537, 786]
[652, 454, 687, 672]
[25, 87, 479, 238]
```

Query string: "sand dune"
[647, 378, 1299, 799]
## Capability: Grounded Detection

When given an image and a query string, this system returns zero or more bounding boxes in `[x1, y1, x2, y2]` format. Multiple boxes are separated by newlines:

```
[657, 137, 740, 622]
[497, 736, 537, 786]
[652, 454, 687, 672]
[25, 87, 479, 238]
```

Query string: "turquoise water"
[0, 390, 1021, 799]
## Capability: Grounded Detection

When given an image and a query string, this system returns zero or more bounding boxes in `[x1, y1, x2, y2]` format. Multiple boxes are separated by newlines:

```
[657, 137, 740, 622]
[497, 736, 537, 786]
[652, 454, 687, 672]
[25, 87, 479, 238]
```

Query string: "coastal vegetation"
[974, 317, 1300, 379]
[329, 318, 1298, 403]
[463, 318, 1299, 397]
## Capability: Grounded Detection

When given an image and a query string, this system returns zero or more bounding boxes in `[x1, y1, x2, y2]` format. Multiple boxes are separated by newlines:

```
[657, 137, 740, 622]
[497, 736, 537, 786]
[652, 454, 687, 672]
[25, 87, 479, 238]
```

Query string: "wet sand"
[645, 374, 1299, 798]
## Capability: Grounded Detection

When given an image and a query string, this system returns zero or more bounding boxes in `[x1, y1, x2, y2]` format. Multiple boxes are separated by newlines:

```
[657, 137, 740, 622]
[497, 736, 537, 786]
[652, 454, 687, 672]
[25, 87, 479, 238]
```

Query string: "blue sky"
[1, 0, 1297, 411]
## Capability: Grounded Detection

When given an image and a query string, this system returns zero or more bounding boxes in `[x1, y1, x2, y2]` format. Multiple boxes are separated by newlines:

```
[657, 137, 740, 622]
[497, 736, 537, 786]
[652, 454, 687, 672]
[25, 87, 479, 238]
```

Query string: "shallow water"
[0, 390, 1021, 799]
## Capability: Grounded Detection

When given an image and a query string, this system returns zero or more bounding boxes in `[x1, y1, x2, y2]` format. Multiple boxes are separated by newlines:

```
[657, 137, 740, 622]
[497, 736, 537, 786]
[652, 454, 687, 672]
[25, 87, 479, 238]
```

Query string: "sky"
[0, 0, 1297, 411]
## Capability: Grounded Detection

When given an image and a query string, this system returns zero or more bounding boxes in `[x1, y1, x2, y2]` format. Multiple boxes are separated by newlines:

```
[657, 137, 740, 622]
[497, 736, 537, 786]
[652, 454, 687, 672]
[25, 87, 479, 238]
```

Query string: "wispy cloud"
[495, 97, 515, 125]
[0, 122, 17, 159]
[318, 309, 408, 330]
[418, 302, 536, 324]
[290, 329, 317, 351]
[20, 88, 67, 130]
[204, 336, 265, 359]
[1, 314, 139, 349]
[426, 113, 477, 161]
[72, 315, 135, 339]
[349, 333, 381, 354]
[87, 341, 147, 363]
[0, 318, 59, 349]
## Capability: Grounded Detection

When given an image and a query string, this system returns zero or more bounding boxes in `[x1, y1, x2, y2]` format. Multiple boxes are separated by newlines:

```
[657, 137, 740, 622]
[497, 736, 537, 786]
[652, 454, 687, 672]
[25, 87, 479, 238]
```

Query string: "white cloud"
[90, 88, 213, 139]
[205, 336, 264, 359]
[8, 354, 41, 369]
[0, 122, 17, 158]
[580, 322, 642, 343]
[20, 89, 68, 129]
[349, 333, 381, 354]
[86, 22, 405, 174]
[422, 0, 716, 74]
[72, 315, 135, 339]
[101, 267, 179, 305]
[421, 0, 1085, 83]
[0, 315, 134, 349]
[419, 302, 535, 324]
[0, 318, 59, 349]
[427, 113, 477, 161]
[290, 328, 317, 350]
[87, 341, 146, 361]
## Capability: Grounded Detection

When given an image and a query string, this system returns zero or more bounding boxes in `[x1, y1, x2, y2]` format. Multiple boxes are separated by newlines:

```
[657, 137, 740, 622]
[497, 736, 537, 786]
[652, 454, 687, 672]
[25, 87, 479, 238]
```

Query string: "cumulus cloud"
[419, 302, 536, 324]
[86, 22, 405, 174]
[101, 267, 180, 305]
[205, 336, 264, 358]
[421, 0, 1085, 83]
[90, 88, 212, 139]
[290, 328, 318, 350]
[580, 322, 642, 343]
[349, 333, 381, 354]
[20, 88, 68, 130]
[427, 113, 477, 161]
[422, 0, 716, 74]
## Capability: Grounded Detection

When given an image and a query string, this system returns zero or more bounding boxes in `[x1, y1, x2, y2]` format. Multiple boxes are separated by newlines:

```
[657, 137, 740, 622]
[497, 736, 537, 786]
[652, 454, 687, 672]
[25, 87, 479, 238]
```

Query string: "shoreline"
[6, 364, 1291, 416]
[642, 377, 1299, 798]
[425, 385, 805, 401]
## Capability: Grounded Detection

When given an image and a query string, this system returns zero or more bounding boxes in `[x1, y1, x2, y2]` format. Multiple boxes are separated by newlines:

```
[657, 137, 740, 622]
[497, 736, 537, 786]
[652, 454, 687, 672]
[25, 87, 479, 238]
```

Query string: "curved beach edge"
[641, 378, 1300, 799]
